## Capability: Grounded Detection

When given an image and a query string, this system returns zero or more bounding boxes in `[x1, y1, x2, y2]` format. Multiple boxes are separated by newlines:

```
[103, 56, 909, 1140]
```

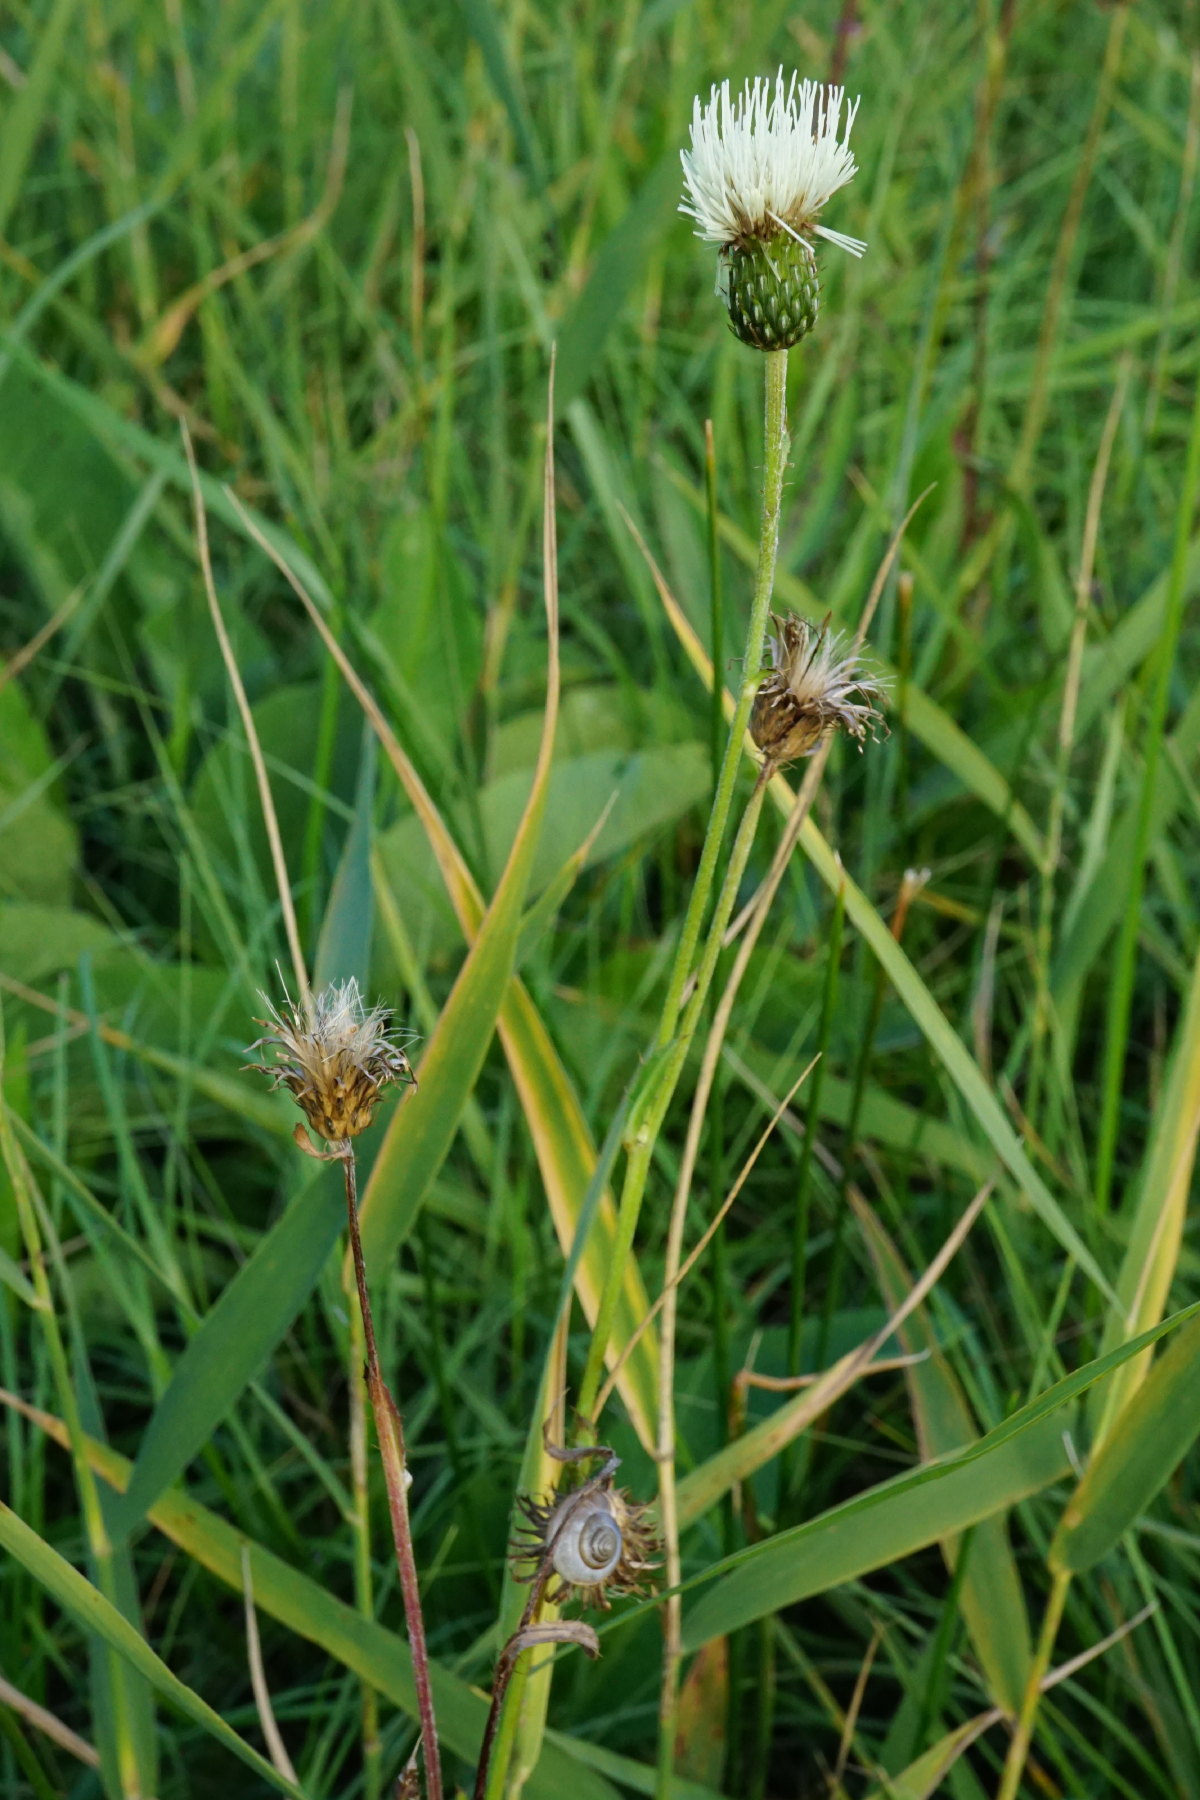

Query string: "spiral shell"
[510, 1440, 661, 1610]
[548, 1492, 623, 1588]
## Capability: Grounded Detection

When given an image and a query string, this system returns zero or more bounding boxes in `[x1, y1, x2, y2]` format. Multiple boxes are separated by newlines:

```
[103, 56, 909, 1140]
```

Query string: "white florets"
[680, 70, 866, 258]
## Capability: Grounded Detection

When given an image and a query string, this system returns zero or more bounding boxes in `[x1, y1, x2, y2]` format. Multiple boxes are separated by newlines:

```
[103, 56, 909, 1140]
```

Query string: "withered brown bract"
[247, 978, 415, 1142]
[751, 612, 887, 765]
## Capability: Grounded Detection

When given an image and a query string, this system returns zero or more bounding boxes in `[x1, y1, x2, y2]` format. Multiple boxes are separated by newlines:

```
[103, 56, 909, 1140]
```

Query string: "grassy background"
[2, 0, 1200, 1795]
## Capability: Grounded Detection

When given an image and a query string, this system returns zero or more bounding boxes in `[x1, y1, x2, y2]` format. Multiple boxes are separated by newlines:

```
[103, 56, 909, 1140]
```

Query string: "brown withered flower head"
[750, 612, 887, 765]
[248, 978, 415, 1143]
[510, 1445, 660, 1612]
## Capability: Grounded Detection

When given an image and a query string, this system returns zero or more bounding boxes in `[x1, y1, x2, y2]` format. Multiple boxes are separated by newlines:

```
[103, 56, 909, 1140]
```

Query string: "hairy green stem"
[576, 348, 789, 1424]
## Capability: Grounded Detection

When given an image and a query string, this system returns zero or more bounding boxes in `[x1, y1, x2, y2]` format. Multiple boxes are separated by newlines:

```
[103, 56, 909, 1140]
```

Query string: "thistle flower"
[248, 978, 415, 1143]
[751, 613, 887, 764]
[510, 1449, 660, 1612]
[680, 70, 865, 350]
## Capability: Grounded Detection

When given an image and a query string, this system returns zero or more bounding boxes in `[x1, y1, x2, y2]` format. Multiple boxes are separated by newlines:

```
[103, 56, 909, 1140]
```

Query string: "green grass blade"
[113, 1161, 343, 1530]
[0, 1500, 306, 1799]
[659, 581, 1113, 1301]
[0, 0, 80, 237]
[358, 408, 561, 1275]
[1053, 1314, 1200, 1574]
[679, 1300, 1200, 1646]
[12, 1400, 624, 1800]
[1093, 941, 1200, 1443]
[856, 1199, 1031, 1716]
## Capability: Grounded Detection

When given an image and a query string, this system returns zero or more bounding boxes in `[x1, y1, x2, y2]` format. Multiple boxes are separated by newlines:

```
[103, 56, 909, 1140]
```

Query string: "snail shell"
[548, 1490, 624, 1587]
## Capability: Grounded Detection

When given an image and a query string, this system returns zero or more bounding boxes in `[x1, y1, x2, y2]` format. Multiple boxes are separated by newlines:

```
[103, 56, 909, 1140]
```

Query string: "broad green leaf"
[357, 424, 561, 1279]
[654, 459, 1045, 866]
[731, 1042, 991, 1183]
[680, 1300, 1200, 1648]
[113, 1160, 344, 1531]
[1092, 940, 1200, 1444]
[4, 343, 338, 615]
[855, 1198, 1031, 1716]
[0, 1501, 305, 1799]
[1052, 1314, 1200, 1574]
[658, 582, 1114, 1304]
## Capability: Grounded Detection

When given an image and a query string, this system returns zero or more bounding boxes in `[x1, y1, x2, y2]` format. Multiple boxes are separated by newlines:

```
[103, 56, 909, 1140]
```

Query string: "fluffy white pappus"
[680, 70, 866, 258]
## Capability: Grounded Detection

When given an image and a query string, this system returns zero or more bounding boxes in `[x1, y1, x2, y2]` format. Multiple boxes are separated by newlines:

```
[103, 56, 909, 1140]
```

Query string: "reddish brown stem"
[342, 1151, 442, 1800]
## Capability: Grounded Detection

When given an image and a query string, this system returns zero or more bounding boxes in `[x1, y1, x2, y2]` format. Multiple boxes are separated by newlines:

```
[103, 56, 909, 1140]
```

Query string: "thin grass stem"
[181, 424, 311, 1016]
[997, 1568, 1072, 1800]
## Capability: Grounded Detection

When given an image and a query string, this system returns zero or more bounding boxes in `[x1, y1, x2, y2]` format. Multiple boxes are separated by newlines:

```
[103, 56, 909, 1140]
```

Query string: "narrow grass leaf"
[114, 1161, 343, 1530]
[1092, 940, 1200, 1442]
[856, 1198, 1031, 1715]
[658, 582, 1113, 1301]
[680, 1300, 1200, 1647]
[358, 390, 561, 1276]
[0, 1501, 306, 1799]
[1053, 1315, 1200, 1574]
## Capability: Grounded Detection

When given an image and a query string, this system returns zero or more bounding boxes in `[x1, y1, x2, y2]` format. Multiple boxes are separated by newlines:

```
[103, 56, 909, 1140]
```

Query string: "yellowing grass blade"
[231, 476, 659, 1449]
[1092, 941, 1200, 1445]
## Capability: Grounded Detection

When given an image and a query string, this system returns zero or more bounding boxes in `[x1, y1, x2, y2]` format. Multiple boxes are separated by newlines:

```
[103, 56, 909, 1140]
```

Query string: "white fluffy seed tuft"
[680, 70, 866, 257]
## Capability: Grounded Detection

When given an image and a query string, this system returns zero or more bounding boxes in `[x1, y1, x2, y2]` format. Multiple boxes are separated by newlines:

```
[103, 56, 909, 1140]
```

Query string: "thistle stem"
[576, 348, 790, 1426]
[342, 1149, 442, 1800]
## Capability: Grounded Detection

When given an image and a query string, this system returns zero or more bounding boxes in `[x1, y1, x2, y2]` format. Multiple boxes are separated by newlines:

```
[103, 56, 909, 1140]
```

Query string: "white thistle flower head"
[247, 977, 416, 1142]
[680, 71, 866, 257]
[751, 614, 887, 764]
[680, 70, 865, 351]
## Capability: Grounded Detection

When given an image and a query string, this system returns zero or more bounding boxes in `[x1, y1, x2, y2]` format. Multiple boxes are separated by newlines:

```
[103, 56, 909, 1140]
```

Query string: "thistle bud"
[681, 70, 866, 349]
[247, 978, 415, 1143]
[751, 613, 887, 765]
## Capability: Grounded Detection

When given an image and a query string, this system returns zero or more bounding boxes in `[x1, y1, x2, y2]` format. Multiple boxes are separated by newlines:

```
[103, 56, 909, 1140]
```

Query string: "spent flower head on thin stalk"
[751, 613, 888, 764]
[247, 977, 415, 1145]
[510, 1445, 660, 1613]
[680, 69, 865, 350]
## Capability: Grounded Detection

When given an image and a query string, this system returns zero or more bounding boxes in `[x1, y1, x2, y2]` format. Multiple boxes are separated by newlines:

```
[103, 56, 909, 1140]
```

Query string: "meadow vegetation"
[2, 1, 1200, 1796]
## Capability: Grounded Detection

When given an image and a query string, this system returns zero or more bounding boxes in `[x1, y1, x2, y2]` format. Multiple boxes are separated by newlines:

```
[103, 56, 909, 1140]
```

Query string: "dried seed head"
[247, 978, 415, 1142]
[681, 71, 866, 349]
[510, 1449, 660, 1612]
[751, 614, 888, 765]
